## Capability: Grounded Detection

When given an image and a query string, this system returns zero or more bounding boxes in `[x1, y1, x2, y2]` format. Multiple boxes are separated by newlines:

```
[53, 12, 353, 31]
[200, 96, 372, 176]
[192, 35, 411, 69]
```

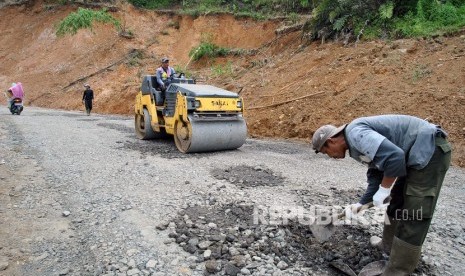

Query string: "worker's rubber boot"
[382, 237, 421, 276]
[370, 216, 398, 254]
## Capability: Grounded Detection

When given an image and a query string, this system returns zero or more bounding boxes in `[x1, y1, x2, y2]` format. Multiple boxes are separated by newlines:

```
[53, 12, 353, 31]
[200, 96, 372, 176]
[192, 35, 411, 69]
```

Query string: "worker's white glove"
[373, 186, 391, 208]
[344, 203, 364, 223]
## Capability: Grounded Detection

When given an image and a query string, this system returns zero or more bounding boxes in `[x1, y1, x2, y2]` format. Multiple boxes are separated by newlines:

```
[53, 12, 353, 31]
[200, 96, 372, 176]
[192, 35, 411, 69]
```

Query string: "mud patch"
[97, 122, 134, 134]
[169, 203, 435, 275]
[211, 165, 285, 188]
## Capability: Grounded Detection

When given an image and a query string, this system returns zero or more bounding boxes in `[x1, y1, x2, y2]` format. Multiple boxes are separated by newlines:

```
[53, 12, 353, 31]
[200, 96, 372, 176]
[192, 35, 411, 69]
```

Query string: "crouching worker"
[311, 114, 451, 275]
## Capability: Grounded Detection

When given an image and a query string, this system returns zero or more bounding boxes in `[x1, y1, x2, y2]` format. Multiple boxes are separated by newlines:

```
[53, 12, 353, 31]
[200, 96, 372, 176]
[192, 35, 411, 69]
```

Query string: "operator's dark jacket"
[82, 89, 94, 109]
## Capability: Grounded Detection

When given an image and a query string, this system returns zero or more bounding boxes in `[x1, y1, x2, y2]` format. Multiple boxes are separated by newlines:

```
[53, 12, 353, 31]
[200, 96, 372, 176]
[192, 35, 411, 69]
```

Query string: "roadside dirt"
[1, 2, 464, 167]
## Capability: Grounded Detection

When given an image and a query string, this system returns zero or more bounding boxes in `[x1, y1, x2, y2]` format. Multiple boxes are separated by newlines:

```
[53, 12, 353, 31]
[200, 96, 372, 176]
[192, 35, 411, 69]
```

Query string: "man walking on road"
[311, 114, 451, 275]
[82, 84, 94, 116]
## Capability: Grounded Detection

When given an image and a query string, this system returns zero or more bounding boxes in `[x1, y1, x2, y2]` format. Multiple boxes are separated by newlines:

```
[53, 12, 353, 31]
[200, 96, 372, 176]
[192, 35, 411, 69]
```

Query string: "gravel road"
[1, 107, 464, 276]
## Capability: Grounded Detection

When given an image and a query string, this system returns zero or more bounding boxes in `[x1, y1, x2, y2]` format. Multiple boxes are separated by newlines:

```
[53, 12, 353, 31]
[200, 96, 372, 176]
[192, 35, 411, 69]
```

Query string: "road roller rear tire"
[135, 109, 160, 140]
[173, 120, 192, 153]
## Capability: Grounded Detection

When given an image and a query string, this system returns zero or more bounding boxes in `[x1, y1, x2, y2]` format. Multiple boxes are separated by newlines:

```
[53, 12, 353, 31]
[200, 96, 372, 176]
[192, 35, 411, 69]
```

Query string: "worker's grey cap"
[161, 57, 169, 63]
[312, 124, 346, 153]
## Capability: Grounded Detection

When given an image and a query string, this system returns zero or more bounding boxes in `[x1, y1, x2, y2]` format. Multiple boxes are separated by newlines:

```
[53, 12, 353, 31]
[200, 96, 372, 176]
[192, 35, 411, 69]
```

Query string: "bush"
[430, 3, 460, 25]
[128, 0, 174, 9]
[56, 8, 120, 36]
[305, 0, 465, 41]
[189, 41, 230, 61]
[211, 61, 233, 77]
[394, 1, 465, 37]
[128, 0, 312, 17]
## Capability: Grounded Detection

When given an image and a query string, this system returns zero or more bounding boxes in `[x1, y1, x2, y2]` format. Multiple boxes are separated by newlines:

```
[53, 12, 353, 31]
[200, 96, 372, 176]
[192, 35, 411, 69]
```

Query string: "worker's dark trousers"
[387, 136, 451, 246]
[85, 100, 93, 113]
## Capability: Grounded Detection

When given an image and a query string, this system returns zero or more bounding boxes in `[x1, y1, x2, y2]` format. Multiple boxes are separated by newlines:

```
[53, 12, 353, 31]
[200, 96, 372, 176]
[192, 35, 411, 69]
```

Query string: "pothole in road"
[169, 203, 434, 275]
[211, 165, 285, 188]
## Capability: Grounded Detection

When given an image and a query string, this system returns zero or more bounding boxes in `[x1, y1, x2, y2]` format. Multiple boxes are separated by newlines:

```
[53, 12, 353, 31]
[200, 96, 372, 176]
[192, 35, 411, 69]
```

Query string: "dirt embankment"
[0, 2, 464, 166]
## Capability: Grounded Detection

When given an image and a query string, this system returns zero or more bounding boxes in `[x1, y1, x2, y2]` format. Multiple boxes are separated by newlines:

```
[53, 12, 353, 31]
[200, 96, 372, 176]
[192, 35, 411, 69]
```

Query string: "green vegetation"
[125, 0, 464, 41]
[56, 8, 120, 36]
[127, 0, 312, 18]
[394, 2, 465, 37]
[189, 41, 230, 61]
[211, 61, 234, 77]
[173, 65, 194, 78]
[305, 0, 465, 41]
[127, 0, 171, 9]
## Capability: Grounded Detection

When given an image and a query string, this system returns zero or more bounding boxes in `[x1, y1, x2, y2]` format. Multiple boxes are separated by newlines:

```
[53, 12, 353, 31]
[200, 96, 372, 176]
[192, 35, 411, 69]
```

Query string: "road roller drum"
[174, 115, 247, 153]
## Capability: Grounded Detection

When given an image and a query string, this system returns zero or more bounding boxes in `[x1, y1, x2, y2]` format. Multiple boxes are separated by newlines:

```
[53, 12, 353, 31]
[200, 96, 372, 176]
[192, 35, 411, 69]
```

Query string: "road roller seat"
[151, 76, 162, 91]
[140, 75, 164, 105]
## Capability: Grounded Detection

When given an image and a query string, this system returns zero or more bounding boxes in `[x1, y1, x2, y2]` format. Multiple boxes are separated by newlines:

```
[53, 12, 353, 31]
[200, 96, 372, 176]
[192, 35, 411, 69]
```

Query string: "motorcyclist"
[5, 82, 24, 110]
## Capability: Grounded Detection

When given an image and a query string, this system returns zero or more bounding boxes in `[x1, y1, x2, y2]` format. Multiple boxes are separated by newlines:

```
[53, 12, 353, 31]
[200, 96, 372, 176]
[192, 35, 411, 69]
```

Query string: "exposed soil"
[1, 2, 464, 167]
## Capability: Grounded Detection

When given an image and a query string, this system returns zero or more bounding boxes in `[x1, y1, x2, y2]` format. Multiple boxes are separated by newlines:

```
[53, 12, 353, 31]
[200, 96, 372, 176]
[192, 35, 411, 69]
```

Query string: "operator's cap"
[161, 57, 169, 63]
[312, 124, 346, 153]
[84, 83, 90, 88]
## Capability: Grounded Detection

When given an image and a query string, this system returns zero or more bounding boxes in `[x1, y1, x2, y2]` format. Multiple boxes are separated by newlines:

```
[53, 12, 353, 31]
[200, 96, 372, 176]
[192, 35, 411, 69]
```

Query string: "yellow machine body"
[134, 76, 247, 153]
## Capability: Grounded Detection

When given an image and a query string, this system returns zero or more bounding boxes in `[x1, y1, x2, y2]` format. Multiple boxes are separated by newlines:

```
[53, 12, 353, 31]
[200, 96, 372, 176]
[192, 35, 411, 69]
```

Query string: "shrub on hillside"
[303, 0, 465, 42]
[189, 41, 230, 61]
[127, 0, 173, 9]
[127, 0, 312, 15]
[56, 8, 120, 36]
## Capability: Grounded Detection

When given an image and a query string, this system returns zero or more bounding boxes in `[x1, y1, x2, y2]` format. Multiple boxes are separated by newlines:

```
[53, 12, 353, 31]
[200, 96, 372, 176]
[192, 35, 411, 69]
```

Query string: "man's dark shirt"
[83, 89, 94, 102]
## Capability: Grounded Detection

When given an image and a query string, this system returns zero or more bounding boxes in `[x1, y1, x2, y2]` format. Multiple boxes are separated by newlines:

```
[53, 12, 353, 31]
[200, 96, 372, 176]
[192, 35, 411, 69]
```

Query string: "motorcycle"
[9, 98, 23, 115]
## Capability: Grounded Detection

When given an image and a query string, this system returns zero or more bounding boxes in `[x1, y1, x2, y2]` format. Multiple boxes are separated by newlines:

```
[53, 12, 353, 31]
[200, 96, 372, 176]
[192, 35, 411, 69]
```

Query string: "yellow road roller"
[134, 74, 247, 153]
